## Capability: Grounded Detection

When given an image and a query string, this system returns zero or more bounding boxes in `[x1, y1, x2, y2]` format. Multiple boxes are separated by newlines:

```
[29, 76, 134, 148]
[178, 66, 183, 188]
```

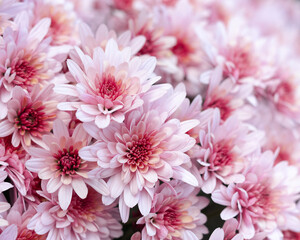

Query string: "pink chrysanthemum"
[209, 219, 244, 240]
[25, 119, 109, 210]
[202, 66, 253, 122]
[136, 181, 209, 240]
[0, 136, 31, 196]
[1, 197, 47, 240]
[27, 187, 123, 240]
[197, 110, 263, 193]
[30, 0, 78, 46]
[212, 151, 300, 239]
[79, 84, 199, 222]
[55, 39, 160, 129]
[0, 12, 61, 119]
[0, 84, 67, 149]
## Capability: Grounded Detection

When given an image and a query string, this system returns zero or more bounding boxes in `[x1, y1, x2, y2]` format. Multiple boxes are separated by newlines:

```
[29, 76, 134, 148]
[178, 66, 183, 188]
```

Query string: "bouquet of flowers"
[0, 0, 300, 239]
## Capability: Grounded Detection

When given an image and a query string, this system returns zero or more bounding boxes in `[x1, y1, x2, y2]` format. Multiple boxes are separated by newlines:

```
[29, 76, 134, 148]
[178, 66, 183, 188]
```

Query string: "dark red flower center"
[98, 73, 122, 101]
[15, 103, 46, 135]
[54, 146, 81, 175]
[126, 136, 152, 172]
[172, 38, 194, 64]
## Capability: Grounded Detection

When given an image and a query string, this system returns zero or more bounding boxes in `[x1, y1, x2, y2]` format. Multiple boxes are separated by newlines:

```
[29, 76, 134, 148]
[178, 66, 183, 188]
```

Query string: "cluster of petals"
[0, 0, 299, 239]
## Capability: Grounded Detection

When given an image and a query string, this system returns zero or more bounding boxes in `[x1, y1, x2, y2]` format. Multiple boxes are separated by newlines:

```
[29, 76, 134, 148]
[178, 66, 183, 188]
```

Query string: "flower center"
[163, 206, 182, 229]
[68, 189, 102, 222]
[15, 103, 46, 135]
[98, 73, 122, 101]
[172, 38, 194, 64]
[126, 136, 152, 172]
[17, 228, 46, 240]
[211, 141, 233, 168]
[204, 95, 233, 121]
[54, 146, 81, 175]
[11, 61, 37, 89]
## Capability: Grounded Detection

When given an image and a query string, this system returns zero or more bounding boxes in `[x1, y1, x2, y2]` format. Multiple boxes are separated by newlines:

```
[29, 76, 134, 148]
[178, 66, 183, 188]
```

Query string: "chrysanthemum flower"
[0, 12, 61, 119]
[56, 39, 160, 129]
[0, 84, 67, 149]
[197, 110, 263, 193]
[79, 84, 199, 222]
[25, 119, 109, 210]
[202, 66, 253, 121]
[197, 18, 275, 86]
[30, 0, 78, 46]
[1, 197, 47, 239]
[0, 137, 31, 196]
[209, 219, 244, 240]
[136, 181, 209, 240]
[212, 151, 300, 239]
[27, 187, 123, 240]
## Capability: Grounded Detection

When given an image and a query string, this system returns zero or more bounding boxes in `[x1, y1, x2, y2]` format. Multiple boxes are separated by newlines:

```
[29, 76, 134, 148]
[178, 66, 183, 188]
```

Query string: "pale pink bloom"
[25, 119, 109, 210]
[27, 187, 123, 240]
[212, 151, 300, 239]
[209, 219, 244, 240]
[129, 11, 177, 70]
[56, 39, 160, 129]
[79, 84, 199, 222]
[131, 232, 141, 240]
[2, 197, 47, 239]
[29, 0, 78, 46]
[0, 12, 61, 119]
[0, 137, 31, 196]
[78, 22, 145, 57]
[0, 84, 68, 149]
[155, 0, 209, 96]
[197, 109, 263, 193]
[265, 60, 300, 120]
[197, 18, 275, 86]
[202, 66, 253, 121]
[136, 181, 209, 240]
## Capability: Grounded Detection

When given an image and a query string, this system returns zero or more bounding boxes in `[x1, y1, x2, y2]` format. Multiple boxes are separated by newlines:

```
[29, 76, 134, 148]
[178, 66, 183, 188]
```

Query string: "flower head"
[0, 84, 67, 149]
[212, 151, 300, 239]
[25, 119, 109, 210]
[56, 39, 160, 129]
[137, 181, 209, 240]
[27, 187, 123, 240]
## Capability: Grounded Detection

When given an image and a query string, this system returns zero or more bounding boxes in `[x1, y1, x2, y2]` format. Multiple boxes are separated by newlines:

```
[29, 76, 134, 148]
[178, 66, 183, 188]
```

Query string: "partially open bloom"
[79, 84, 199, 222]
[27, 187, 123, 240]
[25, 119, 109, 210]
[136, 181, 209, 240]
[212, 151, 300, 239]
[56, 39, 160, 129]
[0, 84, 67, 149]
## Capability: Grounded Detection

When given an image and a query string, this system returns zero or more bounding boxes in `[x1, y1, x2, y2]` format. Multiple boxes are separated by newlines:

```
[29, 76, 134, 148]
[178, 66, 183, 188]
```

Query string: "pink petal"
[71, 178, 88, 199]
[138, 191, 152, 216]
[58, 184, 73, 210]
